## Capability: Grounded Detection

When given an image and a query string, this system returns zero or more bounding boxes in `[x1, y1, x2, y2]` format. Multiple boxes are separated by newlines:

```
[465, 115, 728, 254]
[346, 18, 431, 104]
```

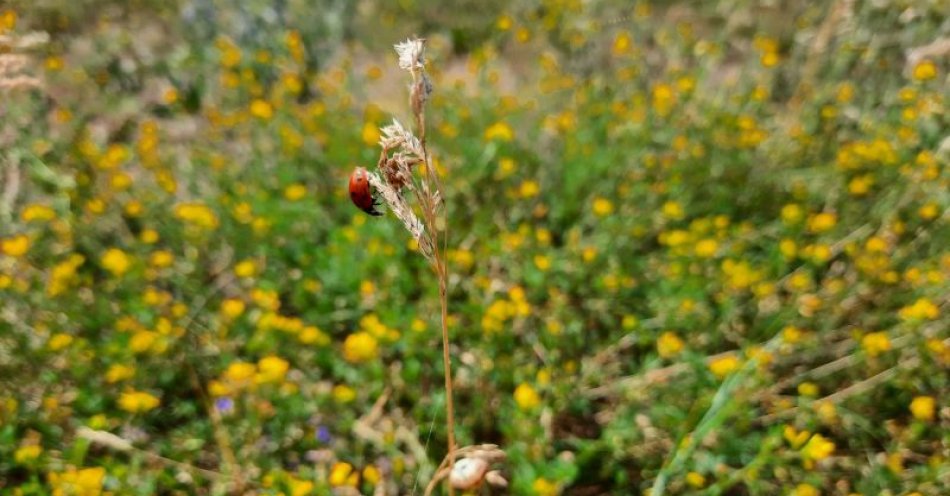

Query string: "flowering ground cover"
[0, 1, 947, 494]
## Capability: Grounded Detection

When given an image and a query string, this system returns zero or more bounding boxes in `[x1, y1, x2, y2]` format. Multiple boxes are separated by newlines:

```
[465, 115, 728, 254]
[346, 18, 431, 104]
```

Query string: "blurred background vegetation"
[0, 0, 947, 494]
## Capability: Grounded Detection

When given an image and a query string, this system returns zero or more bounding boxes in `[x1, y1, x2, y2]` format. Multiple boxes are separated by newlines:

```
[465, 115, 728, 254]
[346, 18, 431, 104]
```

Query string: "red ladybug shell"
[349, 167, 382, 216]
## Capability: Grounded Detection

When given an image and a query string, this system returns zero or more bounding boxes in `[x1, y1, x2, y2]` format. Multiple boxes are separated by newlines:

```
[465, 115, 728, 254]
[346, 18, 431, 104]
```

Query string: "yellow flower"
[48, 333, 74, 351]
[288, 478, 314, 496]
[519, 180, 540, 198]
[612, 32, 632, 56]
[532, 478, 559, 496]
[918, 203, 939, 220]
[361, 122, 381, 146]
[784, 426, 810, 448]
[21, 204, 56, 222]
[861, 331, 891, 357]
[912, 59, 937, 81]
[105, 364, 135, 383]
[220, 298, 245, 319]
[1, 10, 16, 32]
[898, 298, 939, 321]
[299, 326, 330, 345]
[14, 444, 42, 464]
[781, 204, 803, 224]
[149, 250, 174, 269]
[234, 259, 257, 278]
[797, 382, 819, 397]
[662, 201, 684, 220]
[329, 462, 358, 487]
[592, 197, 614, 217]
[118, 390, 160, 413]
[284, 183, 307, 201]
[129, 330, 158, 354]
[496, 14, 513, 31]
[48, 467, 106, 496]
[174, 202, 219, 230]
[685, 471, 705, 488]
[250, 99, 273, 119]
[801, 433, 835, 465]
[1, 234, 30, 257]
[513, 383, 541, 411]
[708, 354, 740, 379]
[332, 384, 356, 403]
[807, 212, 837, 233]
[790, 483, 819, 496]
[363, 464, 381, 485]
[224, 362, 256, 383]
[484, 121, 514, 142]
[909, 396, 935, 421]
[657, 331, 684, 359]
[100, 248, 131, 276]
[342, 331, 379, 363]
[534, 255, 551, 271]
[140, 229, 159, 244]
[256, 356, 289, 384]
[694, 238, 718, 258]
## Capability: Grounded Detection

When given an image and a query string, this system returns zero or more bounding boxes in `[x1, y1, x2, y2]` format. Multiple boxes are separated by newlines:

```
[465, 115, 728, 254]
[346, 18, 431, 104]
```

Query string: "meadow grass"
[0, 1, 948, 495]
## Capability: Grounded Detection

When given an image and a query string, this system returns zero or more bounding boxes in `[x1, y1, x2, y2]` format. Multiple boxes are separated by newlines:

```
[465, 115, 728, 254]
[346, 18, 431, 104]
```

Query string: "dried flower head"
[394, 38, 426, 72]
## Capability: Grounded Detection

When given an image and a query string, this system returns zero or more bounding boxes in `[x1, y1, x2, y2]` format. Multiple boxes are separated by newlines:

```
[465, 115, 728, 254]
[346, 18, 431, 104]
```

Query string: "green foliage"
[1, 1, 948, 495]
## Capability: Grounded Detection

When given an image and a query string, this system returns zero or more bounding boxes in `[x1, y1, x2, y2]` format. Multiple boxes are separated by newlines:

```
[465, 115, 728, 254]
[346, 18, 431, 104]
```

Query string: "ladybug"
[349, 167, 383, 216]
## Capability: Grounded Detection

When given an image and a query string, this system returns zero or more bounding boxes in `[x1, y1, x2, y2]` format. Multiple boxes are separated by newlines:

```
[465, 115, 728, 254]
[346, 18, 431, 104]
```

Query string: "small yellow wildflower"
[118, 390, 160, 413]
[912, 59, 937, 81]
[781, 204, 803, 224]
[48, 467, 106, 496]
[332, 384, 356, 403]
[918, 202, 939, 220]
[220, 298, 245, 319]
[105, 364, 135, 383]
[612, 32, 632, 56]
[790, 483, 819, 496]
[224, 362, 257, 383]
[519, 180, 540, 198]
[1, 234, 30, 257]
[250, 99, 273, 119]
[532, 478, 559, 496]
[234, 259, 257, 278]
[662, 201, 685, 220]
[48, 333, 74, 351]
[592, 197, 614, 217]
[708, 354, 740, 379]
[534, 255, 551, 271]
[861, 331, 891, 357]
[14, 444, 42, 464]
[149, 250, 174, 269]
[21, 204, 56, 222]
[513, 383, 541, 411]
[694, 238, 718, 258]
[484, 121, 514, 142]
[363, 465, 381, 485]
[361, 122, 381, 146]
[657, 331, 684, 359]
[797, 382, 819, 397]
[256, 356, 289, 384]
[807, 212, 837, 233]
[685, 471, 705, 488]
[801, 433, 835, 467]
[909, 396, 935, 422]
[342, 331, 379, 363]
[284, 184, 307, 201]
[899, 298, 938, 321]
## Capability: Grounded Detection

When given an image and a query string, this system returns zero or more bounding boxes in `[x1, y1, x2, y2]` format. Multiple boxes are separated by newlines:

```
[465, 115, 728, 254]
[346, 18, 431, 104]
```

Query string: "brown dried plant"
[0, 29, 46, 92]
[364, 39, 506, 494]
